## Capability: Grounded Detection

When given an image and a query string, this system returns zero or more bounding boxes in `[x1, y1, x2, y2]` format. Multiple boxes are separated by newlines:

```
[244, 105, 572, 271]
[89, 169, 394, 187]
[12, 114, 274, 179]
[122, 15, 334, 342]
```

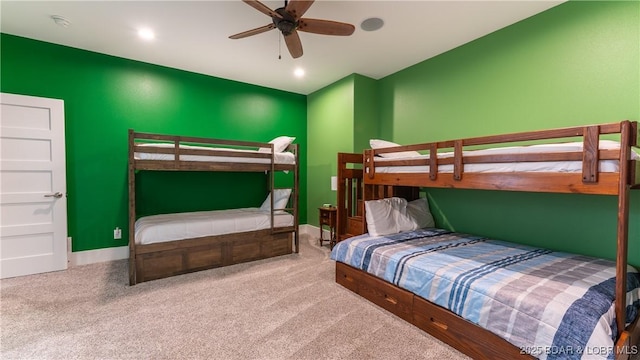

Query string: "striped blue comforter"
[331, 228, 640, 360]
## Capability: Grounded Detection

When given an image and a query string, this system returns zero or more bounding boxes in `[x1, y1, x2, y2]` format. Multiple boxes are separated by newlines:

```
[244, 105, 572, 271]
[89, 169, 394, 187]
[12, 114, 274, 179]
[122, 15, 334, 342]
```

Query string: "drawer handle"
[384, 294, 398, 305]
[430, 317, 448, 330]
[343, 274, 353, 282]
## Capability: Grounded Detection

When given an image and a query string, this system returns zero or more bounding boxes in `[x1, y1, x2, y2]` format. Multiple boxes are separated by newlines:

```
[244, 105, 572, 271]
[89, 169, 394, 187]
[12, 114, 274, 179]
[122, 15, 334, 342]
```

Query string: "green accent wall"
[307, 74, 378, 225]
[376, 1, 640, 265]
[1, 34, 307, 252]
[307, 75, 354, 222]
[353, 74, 380, 153]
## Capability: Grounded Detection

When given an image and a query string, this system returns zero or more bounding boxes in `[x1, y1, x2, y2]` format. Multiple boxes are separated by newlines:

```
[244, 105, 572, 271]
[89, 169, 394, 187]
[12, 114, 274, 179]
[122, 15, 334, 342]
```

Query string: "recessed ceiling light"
[360, 17, 384, 32]
[51, 15, 71, 27]
[138, 28, 155, 41]
[294, 68, 305, 78]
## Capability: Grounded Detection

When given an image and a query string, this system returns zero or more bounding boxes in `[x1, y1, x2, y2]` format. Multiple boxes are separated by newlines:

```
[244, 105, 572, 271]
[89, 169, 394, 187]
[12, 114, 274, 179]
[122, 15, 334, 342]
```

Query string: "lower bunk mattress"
[135, 207, 294, 245]
[330, 228, 640, 359]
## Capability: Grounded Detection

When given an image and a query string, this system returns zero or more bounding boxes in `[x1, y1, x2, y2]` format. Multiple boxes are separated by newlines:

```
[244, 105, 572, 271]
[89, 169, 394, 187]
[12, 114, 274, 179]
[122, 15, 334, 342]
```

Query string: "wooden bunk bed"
[128, 130, 299, 285]
[333, 120, 640, 360]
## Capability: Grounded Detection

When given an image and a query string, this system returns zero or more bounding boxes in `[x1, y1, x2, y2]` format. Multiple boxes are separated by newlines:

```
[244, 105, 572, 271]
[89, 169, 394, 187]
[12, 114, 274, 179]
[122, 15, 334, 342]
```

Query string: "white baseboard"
[69, 226, 324, 266]
[70, 246, 128, 267]
[300, 224, 331, 239]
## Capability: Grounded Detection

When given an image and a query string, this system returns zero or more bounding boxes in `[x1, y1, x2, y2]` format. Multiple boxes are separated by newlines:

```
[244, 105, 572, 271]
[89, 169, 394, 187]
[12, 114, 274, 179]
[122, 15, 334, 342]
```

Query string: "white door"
[0, 93, 67, 279]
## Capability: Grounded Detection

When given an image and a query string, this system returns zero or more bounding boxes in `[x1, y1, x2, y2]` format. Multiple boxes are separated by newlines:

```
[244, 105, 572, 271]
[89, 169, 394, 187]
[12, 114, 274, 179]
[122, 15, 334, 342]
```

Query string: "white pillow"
[406, 198, 435, 229]
[259, 188, 292, 212]
[365, 197, 434, 237]
[259, 136, 296, 153]
[365, 197, 405, 237]
[369, 139, 421, 158]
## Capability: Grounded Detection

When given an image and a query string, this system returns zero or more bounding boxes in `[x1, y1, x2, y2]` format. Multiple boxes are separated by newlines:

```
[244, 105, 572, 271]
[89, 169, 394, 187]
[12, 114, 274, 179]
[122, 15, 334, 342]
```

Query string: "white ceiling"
[1, 0, 565, 95]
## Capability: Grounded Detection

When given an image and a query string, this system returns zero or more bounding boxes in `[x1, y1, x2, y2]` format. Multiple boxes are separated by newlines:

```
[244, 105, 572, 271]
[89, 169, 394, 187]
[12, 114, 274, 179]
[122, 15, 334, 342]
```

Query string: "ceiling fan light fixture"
[360, 17, 384, 32]
[294, 67, 305, 78]
[138, 28, 155, 41]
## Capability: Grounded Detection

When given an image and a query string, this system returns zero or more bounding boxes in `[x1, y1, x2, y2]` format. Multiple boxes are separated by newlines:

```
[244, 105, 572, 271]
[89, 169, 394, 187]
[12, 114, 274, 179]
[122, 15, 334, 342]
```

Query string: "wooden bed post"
[128, 129, 137, 285]
[293, 144, 299, 253]
[582, 125, 601, 183]
[269, 145, 275, 232]
[337, 153, 346, 243]
[616, 120, 632, 337]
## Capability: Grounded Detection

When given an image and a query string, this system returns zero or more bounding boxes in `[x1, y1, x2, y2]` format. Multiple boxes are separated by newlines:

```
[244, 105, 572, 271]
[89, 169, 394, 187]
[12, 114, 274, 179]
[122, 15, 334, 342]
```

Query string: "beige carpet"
[1, 234, 468, 360]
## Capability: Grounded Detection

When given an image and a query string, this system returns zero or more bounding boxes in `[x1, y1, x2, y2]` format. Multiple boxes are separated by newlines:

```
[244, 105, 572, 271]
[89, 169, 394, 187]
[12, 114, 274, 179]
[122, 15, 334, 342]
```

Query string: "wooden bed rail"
[364, 120, 639, 194]
[370, 121, 633, 155]
[131, 130, 276, 150]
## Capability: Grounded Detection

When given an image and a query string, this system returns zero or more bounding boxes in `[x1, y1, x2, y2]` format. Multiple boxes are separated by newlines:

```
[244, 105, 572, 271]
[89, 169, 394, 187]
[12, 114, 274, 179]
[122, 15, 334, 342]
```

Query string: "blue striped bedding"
[330, 228, 640, 360]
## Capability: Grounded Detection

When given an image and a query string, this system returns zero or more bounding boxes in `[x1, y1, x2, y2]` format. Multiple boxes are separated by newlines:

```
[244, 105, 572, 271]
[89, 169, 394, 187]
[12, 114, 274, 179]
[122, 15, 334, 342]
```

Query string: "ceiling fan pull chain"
[278, 32, 282, 60]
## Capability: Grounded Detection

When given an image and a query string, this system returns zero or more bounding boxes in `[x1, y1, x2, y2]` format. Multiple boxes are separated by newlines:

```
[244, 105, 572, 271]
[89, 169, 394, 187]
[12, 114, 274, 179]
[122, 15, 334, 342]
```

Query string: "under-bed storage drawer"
[336, 262, 413, 322]
[232, 242, 262, 263]
[336, 261, 363, 293]
[137, 243, 225, 282]
[133, 230, 294, 284]
[262, 233, 292, 256]
[413, 296, 533, 360]
[231, 232, 292, 263]
[187, 246, 224, 269]
[137, 252, 184, 282]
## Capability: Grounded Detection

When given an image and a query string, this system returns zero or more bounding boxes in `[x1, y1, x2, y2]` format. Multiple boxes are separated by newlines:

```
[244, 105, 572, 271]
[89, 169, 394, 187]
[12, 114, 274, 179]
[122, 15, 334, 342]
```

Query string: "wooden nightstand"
[318, 206, 337, 249]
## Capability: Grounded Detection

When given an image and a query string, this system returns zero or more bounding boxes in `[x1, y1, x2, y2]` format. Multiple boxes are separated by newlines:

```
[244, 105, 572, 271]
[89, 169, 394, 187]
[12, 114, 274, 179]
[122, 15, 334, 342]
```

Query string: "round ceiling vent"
[360, 17, 384, 32]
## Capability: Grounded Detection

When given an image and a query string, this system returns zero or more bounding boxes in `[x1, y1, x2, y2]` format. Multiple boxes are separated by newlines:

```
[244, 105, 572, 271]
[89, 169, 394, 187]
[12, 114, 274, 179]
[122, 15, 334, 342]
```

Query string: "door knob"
[44, 192, 63, 198]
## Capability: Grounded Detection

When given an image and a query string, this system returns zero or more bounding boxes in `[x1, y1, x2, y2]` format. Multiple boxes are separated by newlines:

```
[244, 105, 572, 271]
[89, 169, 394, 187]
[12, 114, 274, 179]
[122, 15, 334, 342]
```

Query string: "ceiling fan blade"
[285, 0, 314, 20]
[229, 24, 276, 39]
[284, 31, 303, 59]
[297, 18, 355, 36]
[241, 0, 282, 19]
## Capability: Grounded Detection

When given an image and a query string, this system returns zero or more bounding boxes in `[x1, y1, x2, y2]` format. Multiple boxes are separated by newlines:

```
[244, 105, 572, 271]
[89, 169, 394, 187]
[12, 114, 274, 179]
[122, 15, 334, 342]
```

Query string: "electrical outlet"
[114, 227, 122, 240]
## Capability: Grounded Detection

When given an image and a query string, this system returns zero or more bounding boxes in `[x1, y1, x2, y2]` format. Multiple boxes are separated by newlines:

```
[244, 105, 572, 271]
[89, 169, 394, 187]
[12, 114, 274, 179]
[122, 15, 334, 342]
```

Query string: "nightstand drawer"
[320, 211, 333, 223]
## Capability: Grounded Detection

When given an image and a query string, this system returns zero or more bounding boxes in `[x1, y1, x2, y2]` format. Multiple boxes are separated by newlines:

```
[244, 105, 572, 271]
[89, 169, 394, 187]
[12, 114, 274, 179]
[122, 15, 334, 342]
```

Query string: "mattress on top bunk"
[373, 140, 640, 174]
[331, 229, 640, 360]
[135, 208, 294, 245]
[134, 143, 296, 165]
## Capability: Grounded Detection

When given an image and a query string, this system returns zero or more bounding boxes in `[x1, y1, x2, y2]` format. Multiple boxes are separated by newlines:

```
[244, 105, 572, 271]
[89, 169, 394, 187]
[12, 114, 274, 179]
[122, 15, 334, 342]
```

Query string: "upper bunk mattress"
[135, 208, 294, 245]
[134, 143, 296, 165]
[373, 140, 639, 174]
[331, 228, 640, 360]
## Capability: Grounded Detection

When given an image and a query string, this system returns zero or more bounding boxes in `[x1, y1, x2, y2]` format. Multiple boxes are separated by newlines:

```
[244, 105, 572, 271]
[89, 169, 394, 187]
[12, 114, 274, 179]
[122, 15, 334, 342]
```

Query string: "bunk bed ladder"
[127, 129, 137, 285]
[293, 143, 299, 253]
[267, 143, 299, 254]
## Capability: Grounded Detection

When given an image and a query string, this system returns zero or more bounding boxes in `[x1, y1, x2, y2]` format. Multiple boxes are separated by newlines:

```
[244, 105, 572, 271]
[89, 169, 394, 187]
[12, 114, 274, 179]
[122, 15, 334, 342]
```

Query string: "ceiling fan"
[229, 0, 355, 59]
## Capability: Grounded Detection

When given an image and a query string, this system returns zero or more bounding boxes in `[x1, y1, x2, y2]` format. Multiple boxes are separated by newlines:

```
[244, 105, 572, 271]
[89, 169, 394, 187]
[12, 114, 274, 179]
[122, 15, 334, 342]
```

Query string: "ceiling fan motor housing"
[273, 7, 297, 35]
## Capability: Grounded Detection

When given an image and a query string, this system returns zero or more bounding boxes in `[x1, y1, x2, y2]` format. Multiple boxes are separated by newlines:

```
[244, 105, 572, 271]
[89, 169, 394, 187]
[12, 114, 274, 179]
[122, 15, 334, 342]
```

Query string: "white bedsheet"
[135, 208, 294, 245]
[135, 143, 296, 165]
[373, 140, 639, 174]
